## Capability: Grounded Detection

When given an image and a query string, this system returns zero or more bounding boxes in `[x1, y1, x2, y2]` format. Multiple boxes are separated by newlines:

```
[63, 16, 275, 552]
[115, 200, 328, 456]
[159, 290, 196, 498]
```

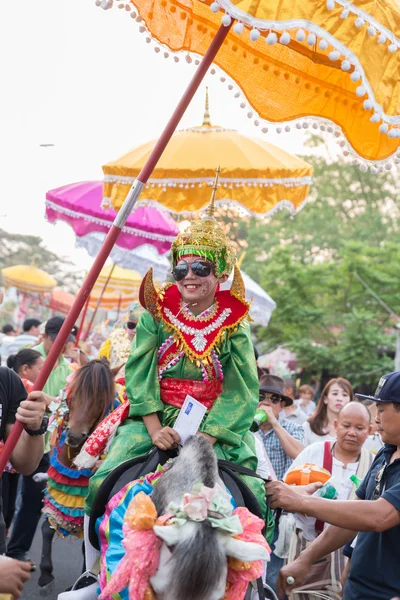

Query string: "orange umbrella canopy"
[89, 265, 143, 311]
[99, 0, 400, 166]
[50, 289, 76, 315]
[93, 264, 142, 296]
[87, 290, 136, 311]
[2, 265, 57, 294]
[103, 92, 313, 215]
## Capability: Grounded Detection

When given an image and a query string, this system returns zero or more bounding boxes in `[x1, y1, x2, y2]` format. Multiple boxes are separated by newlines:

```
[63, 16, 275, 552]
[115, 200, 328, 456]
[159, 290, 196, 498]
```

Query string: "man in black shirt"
[0, 366, 47, 596]
[266, 370, 400, 600]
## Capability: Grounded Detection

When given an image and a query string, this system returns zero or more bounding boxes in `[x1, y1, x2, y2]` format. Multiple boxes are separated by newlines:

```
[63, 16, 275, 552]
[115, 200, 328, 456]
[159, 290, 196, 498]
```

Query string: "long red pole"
[0, 22, 232, 473]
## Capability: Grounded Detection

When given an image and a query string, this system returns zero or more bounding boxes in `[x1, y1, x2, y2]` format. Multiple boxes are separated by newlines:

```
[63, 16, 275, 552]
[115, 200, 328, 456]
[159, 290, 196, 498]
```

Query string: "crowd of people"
[0, 209, 399, 600]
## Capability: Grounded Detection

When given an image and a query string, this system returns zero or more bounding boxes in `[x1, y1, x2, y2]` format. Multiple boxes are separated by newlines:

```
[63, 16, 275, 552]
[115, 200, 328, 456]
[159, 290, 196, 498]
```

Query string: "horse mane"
[68, 359, 115, 428]
[151, 436, 228, 600]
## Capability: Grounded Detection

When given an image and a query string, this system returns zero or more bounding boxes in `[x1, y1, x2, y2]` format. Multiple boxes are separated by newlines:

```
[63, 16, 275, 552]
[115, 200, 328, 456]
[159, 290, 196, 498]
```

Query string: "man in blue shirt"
[266, 370, 400, 600]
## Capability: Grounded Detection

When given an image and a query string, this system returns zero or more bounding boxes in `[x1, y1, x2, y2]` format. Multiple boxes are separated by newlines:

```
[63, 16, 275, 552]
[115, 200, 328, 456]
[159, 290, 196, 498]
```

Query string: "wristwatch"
[24, 415, 49, 437]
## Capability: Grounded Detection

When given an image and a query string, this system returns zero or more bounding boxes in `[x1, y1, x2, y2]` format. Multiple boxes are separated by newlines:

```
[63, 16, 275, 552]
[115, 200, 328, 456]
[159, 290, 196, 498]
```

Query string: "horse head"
[65, 359, 115, 451]
[150, 436, 268, 600]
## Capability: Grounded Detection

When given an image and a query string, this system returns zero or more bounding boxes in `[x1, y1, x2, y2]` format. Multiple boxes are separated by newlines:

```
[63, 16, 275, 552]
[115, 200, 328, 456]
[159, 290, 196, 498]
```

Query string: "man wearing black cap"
[6, 317, 75, 567]
[267, 370, 400, 600]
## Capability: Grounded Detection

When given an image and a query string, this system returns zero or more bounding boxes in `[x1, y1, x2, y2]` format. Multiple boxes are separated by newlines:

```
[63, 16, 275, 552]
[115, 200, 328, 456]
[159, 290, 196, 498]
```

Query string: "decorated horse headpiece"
[171, 168, 236, 278]
[100, 487, 270, 600]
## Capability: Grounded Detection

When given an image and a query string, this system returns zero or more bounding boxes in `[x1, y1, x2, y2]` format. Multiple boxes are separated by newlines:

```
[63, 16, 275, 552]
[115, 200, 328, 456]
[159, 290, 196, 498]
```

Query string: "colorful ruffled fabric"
[224, 507, 271, 600]
[74, 401, 130, 469]
[99, 493, 161, 600]
[97, 463, 171, 598]
[42, 434, 93, 536]
[97, 466, 269, 600]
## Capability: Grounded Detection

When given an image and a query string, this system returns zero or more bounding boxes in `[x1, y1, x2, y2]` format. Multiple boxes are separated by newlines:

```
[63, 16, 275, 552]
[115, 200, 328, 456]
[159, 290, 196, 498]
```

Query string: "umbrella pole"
[116, 292, 122, 321]
[0, 21, 232, 474]
[84, 263, 116, 340]
[75, 295, 90, 346]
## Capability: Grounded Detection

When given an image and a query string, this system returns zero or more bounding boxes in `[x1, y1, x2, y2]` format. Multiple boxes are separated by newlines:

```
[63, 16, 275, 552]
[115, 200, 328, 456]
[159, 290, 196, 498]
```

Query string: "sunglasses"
[258, 392, 282, 404]
[172, 261, 213, 282]
[126, 321, 137, 330]
[372, 464, 387, 500]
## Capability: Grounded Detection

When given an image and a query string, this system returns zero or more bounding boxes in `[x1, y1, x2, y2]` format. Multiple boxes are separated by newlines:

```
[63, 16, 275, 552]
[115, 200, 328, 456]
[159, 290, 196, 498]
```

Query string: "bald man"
[266, 371, 400, 600]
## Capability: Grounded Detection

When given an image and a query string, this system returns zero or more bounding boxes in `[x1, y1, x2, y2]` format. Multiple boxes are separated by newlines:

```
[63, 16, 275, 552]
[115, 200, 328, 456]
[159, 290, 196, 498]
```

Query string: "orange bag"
[284, 463, 331, 486]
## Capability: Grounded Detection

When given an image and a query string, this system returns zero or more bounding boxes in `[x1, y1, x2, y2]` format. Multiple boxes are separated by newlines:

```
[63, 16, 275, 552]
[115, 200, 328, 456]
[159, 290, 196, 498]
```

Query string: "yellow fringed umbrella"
[103, 90, 313, 215]
[1, 265, 57, 294]
[93, 264, 142, 297]
[87, 290, 136, 311]
[99, 0, 400, 167]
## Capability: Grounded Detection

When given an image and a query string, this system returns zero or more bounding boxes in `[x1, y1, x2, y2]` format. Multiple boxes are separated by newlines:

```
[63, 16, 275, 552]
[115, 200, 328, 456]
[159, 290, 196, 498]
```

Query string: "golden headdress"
[171, 168, 236, 277]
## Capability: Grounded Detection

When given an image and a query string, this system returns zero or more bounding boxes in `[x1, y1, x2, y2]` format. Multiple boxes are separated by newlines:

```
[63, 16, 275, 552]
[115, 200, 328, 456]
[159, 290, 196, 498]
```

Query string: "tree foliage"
[234, 138, 400, 388]
[0, 228, 84, 293]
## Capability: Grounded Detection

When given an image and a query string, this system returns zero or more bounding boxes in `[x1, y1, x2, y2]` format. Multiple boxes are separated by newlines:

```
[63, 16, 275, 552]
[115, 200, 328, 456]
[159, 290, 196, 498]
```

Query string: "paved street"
[20, 518, 84, 600]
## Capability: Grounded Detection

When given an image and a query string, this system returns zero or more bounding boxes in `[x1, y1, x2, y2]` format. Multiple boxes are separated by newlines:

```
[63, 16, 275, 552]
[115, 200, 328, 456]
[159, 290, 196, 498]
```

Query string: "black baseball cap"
[44, 317, 75, 343]
[356, 371, 400, 404]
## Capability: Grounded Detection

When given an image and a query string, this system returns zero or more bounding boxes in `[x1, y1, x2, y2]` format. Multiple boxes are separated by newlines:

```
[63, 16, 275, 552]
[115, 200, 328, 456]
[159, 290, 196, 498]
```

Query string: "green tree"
[0, 228, 84, 293]
[231, 138, 400, 388]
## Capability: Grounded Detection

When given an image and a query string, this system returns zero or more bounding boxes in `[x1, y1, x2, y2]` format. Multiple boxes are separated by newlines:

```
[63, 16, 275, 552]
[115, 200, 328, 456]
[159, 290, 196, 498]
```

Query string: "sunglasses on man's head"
[258, 392, 282, 404]
[172, 260, 213, 282]
[372, 464, 387, 500]
[126, 321, 137, 330]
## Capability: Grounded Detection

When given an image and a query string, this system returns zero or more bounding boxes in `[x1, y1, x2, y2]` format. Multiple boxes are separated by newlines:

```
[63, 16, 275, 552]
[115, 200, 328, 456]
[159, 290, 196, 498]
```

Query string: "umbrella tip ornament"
[207, 166, 221, 217]
[202, 86, 212, 127]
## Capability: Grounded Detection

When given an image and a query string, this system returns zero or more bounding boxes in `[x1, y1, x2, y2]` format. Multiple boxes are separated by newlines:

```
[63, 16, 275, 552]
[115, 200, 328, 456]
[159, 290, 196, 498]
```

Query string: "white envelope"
[173, 395, 207, 444]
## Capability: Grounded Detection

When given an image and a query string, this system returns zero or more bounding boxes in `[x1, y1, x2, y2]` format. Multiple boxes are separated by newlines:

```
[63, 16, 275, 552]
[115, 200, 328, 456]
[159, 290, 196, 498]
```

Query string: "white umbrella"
[75, 232, 171, 281]
[221, 271, 276, 327]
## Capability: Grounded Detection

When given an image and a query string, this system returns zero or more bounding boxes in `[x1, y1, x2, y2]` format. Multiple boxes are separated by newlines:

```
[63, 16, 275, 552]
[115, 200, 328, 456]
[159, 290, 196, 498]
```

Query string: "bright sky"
[0, 1, 314, 273]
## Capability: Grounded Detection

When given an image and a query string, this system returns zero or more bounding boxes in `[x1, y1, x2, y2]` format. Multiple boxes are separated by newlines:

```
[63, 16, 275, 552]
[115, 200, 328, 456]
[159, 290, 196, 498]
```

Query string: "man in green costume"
[84, 199, 269, 553]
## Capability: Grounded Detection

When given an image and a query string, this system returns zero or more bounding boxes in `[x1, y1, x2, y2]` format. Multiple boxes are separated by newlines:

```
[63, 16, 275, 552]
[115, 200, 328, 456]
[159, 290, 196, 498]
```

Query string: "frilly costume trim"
[100, 485, 270, 600]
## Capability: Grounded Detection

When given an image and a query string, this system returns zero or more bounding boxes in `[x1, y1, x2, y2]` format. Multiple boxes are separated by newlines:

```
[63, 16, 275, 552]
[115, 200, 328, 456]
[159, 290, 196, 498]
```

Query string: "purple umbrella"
[45, 181, 178, 256]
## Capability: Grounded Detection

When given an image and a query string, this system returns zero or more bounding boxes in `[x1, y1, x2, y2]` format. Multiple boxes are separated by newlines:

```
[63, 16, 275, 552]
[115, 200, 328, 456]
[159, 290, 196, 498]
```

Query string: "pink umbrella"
[45, 181, 178, 256]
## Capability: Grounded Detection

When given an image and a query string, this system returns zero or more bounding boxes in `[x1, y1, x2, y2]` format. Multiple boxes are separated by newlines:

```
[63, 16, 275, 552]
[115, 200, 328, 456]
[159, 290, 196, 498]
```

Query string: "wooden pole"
[0, 22, 233, 473]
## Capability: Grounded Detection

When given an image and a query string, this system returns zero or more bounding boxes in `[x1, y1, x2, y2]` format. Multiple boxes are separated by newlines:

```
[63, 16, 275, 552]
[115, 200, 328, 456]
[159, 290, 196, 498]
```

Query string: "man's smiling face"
[175, 256, 219, 308]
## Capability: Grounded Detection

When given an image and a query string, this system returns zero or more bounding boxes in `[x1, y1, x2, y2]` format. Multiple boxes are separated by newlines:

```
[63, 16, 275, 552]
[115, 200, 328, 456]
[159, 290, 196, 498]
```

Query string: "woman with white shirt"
[283, 402, 373, 599]
[302, 378, 354, 446]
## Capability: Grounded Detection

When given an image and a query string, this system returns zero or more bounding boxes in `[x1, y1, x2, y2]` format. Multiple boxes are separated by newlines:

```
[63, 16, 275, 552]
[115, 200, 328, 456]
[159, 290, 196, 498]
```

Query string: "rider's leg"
[213, 431, 269, 537]
[83, 514, 99, 571]
[84, 417, 153, 516]
[82, 419, 153, 577]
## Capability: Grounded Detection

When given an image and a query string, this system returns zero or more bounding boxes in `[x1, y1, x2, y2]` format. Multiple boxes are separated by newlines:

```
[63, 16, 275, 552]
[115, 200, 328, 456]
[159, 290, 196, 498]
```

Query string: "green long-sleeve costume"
[85, 310, 269, 537]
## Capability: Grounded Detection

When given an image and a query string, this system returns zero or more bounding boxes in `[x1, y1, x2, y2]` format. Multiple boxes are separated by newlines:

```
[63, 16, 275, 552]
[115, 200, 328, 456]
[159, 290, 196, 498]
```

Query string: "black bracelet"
[24, 415, 49, 437]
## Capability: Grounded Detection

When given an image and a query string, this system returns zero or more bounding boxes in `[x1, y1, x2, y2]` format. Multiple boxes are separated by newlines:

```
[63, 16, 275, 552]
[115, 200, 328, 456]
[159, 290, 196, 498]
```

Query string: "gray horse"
[150, 435, 269, 600]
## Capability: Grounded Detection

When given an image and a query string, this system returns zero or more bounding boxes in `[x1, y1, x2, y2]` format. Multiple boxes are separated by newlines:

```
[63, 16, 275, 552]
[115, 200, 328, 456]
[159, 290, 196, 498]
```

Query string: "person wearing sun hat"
[83, 174, 267, 554]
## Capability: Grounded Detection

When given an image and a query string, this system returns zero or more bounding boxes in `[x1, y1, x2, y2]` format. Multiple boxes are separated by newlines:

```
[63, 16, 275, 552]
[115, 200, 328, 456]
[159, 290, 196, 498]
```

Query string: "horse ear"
[154, 521, 197, 546]
[153, 524, 182, 546]
[223, 536, 270, 562]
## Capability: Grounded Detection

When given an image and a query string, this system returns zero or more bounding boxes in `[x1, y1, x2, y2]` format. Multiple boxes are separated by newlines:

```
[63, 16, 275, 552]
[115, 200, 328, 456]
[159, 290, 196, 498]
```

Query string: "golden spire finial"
[202, 86, 211, 127]
[207, 166, 220, 218]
